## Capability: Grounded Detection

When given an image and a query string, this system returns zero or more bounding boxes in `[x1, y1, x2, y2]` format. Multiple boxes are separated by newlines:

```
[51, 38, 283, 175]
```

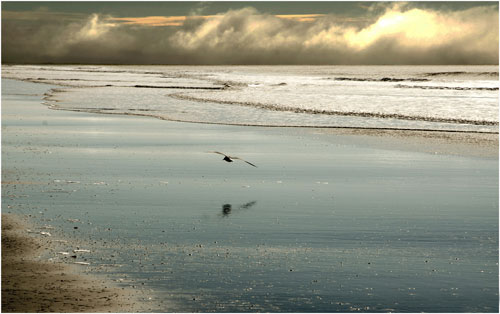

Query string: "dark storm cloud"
[2, 3, 498, 65]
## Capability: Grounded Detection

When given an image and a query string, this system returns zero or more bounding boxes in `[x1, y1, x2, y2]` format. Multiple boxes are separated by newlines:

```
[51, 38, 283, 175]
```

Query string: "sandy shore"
[310, 127, 498, 158]
[1, 213, 146, 313]
[2, 78, 498, 312]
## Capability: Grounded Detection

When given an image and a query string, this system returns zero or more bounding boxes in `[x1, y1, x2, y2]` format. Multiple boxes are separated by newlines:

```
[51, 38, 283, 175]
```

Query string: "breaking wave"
[4, 64, 499, 133]
[424, 71, 499, 77]
[133, 84, 227, 90]
[332, 77, 429, 82]
[395, 84, 499, 91]
[171, 93, 498, 127]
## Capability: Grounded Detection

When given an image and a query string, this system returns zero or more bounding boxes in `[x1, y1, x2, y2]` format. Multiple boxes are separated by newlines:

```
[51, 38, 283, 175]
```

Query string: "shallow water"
[3, 65, 498, 132]
[2, 78, 498, 312]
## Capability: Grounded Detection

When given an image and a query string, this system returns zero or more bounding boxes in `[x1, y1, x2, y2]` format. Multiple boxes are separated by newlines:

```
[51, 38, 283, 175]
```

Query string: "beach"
[1, 77, 498, 312]
[1, 213, 147, 312]
[2, 0, 499, 311]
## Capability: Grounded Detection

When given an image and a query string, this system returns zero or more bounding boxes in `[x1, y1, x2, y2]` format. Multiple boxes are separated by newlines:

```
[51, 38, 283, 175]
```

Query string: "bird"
[209, 151, 257, 167]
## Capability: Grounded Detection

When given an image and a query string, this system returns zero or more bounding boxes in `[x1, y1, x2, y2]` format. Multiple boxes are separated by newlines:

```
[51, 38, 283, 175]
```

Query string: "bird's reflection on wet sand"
[221, 201, 257, 216]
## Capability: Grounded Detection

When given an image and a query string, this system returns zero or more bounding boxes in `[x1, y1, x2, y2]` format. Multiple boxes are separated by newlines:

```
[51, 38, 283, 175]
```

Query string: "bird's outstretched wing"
[231, 157, 257, 168]
[209, 151, 229, 157]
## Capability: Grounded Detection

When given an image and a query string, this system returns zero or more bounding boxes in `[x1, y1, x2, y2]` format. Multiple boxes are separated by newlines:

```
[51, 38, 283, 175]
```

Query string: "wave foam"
[424, 71, 499, 77]
[332, 77, 429, 82]
[170, 93, 498, 126]
[395, 84, 499, 91]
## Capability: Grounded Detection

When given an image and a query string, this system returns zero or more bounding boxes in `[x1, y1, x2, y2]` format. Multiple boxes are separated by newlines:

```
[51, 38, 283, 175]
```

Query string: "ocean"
[1, 65, 499, 312]
[3, 64, 498, 132]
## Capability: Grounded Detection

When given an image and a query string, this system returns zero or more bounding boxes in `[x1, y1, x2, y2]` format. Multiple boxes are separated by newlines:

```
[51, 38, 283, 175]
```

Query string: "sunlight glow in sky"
[2, 2, 498, 64]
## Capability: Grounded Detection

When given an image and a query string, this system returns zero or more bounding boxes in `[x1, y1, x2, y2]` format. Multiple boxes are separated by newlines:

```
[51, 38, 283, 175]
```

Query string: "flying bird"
[209, 151, 257, 167]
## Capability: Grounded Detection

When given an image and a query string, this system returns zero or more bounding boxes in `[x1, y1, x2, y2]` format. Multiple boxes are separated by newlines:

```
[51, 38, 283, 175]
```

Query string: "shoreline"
[4, 74, 498, 135]
[28, 75, 498, 159]
[308, 127, 498, 158]
[44, 103, 499, 158]
[2, 77, 498, 312]
[1, 213, 150, 313]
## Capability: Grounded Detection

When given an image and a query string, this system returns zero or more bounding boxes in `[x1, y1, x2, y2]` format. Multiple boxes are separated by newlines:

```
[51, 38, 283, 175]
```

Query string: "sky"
[1, 1, 499, 65]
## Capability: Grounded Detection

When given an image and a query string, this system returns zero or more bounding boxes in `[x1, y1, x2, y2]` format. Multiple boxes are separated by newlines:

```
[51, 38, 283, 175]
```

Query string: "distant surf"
[3, 64, 498, 133]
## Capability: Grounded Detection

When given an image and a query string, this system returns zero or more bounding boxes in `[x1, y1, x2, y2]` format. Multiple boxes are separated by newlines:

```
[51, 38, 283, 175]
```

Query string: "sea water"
[1, 66, 499, 312]
[3, 64, 498, 132]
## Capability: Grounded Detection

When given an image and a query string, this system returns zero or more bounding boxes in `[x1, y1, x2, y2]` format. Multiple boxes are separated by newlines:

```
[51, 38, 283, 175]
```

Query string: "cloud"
[168, 5, 498, 64]
[109, 16, 187, 27]
[275, 14, 325, 22]
[107, 13, 327, 27]
[76, 14, 117, 40]
[346, 5, 497, 51]
[2, 5, 498, 64]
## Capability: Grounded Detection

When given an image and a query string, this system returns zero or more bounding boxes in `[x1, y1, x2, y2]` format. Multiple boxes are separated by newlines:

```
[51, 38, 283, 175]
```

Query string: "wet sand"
[2, 78, 498, 312]
[1, 214, 144, 313]
[2, 80, 156, 312]
[310, 127, 498, 158]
